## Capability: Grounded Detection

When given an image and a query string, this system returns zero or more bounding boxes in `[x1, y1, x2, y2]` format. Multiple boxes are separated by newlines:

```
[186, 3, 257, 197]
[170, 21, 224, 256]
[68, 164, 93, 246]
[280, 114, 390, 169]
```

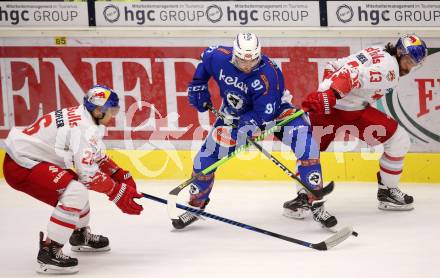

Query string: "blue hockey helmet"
[84, 85, 119, 113]
[396, 34, 428, 65]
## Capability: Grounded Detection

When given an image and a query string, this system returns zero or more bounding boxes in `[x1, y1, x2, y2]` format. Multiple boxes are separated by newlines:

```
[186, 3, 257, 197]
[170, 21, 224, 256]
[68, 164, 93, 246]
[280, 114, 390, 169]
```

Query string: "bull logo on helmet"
[407, 35, 422, 46]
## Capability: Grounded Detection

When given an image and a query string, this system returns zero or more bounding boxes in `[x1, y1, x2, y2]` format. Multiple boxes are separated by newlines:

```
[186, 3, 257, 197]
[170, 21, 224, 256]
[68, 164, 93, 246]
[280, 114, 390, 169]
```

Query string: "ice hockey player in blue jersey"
[172, 32, 336, 230]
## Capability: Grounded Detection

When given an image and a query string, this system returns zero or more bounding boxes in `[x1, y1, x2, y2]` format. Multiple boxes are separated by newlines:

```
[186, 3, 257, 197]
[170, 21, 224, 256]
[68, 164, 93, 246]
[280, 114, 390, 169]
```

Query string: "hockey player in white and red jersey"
[283, 34, 428, 217]
[3, 85, 143, 274]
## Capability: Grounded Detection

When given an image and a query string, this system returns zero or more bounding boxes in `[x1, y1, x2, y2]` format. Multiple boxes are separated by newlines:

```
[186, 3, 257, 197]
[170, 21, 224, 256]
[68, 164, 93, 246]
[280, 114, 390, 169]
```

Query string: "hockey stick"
[143, 192, 357, 251]
[206, 104, 334, 199]
[167, 109, 304, 220]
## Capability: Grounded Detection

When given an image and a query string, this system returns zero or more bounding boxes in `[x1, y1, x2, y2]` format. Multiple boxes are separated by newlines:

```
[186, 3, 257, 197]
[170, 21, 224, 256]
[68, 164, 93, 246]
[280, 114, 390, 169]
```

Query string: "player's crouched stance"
[3, 85, 143, 274]
[173, 32, 337, 231]
[294, 34, 428, 211]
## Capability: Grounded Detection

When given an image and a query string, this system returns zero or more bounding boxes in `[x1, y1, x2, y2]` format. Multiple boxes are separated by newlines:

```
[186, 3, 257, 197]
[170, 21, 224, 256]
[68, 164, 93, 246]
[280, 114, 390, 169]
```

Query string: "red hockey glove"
[108, 182, 143, 215]
[87, 171, 116, 194]
[98, 155, 136, 189]
[98, 155, 120, 176]
[302, 89, 336, 115]
[112, 169, 136, 189]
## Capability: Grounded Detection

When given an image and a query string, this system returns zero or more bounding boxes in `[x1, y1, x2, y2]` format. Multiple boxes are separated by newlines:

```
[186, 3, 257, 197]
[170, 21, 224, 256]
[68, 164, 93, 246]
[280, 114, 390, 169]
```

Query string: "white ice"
[0, 180, 439, 278]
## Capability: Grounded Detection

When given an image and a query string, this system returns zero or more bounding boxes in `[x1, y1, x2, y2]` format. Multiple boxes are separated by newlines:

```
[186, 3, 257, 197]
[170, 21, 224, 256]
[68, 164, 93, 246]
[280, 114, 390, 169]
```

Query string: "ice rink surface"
[1, 180, 439, 278]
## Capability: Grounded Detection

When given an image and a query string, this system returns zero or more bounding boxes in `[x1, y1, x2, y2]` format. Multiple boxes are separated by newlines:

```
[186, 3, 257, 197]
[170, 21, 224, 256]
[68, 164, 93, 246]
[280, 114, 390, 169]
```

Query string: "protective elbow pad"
[330, 67, 359, 96]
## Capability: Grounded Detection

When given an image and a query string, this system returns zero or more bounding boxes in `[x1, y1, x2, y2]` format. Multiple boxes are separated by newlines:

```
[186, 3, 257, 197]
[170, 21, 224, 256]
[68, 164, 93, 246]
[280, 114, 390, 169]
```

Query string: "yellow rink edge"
[0, 149, 438, 183]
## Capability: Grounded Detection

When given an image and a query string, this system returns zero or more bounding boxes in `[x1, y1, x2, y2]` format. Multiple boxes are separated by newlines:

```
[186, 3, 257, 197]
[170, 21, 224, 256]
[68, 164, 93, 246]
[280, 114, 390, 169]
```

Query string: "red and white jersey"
[318, 46, 400, 111]
[5, 105, 106, 184]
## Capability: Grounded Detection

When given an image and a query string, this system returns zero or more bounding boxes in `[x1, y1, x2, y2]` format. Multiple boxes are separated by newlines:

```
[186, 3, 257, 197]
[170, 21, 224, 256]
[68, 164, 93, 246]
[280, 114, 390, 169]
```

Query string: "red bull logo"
[408, 35, 422, 46]
[93, 89, 110, 100]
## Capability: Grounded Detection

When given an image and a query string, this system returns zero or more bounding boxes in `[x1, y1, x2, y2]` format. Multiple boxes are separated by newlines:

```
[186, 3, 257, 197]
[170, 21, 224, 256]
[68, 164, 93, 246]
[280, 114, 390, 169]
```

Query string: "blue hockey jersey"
[188, 45, 291, 125]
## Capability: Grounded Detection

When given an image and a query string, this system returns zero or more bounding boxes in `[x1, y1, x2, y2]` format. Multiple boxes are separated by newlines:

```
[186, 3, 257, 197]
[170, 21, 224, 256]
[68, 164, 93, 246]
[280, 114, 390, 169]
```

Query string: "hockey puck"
[351, 231, 359, 237]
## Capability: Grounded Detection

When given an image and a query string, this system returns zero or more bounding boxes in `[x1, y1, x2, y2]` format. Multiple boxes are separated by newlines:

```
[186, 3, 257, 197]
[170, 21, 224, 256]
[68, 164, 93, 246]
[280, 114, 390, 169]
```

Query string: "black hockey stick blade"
[143, 192, 356, 251]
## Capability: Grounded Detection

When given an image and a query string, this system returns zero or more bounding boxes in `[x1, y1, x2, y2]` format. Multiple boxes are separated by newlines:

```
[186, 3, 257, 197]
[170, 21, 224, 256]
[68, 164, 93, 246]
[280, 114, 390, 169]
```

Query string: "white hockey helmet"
[233, 32, 261, 61]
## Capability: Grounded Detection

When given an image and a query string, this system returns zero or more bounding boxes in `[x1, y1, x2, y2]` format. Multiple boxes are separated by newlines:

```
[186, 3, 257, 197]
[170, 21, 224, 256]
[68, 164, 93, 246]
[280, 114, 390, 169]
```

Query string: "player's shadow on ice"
[169, 224, 215, 233]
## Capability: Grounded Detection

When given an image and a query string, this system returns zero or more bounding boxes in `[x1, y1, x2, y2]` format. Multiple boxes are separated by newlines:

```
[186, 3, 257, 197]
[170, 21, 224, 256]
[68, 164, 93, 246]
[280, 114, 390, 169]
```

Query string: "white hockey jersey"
[5, 105, 106, 184]
[318, 46, 400, 111]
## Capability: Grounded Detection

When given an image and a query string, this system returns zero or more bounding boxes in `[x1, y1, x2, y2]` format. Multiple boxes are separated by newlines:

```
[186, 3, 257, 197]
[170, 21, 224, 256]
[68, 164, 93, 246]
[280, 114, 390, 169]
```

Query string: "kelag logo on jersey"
[380, 48, 440, 151]
[219, 69, 249, 93]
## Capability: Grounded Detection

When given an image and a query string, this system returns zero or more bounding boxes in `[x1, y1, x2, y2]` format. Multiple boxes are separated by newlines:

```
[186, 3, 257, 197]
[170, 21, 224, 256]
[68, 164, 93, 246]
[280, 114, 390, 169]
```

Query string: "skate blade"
[378, 201, 414, 211]
[282, 208, 307, 219]
[71, 245, 110, 252]
[36, 262, 79, 274]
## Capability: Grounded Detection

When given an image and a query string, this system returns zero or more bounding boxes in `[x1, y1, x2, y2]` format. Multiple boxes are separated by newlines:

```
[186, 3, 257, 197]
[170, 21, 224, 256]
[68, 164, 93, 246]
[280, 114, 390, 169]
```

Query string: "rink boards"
[0, 149, 438, 183]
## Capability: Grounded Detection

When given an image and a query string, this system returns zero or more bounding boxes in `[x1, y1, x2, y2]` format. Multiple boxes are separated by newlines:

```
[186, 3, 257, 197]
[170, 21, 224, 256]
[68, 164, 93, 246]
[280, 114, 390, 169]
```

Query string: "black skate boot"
[377, 172, 414, 211]
[69, 226, 110, 252]
[37, 232, 79, 274]
[311, 200, 338, 230]
[172, 199, 209, 230]
[283, 193, 310, 219]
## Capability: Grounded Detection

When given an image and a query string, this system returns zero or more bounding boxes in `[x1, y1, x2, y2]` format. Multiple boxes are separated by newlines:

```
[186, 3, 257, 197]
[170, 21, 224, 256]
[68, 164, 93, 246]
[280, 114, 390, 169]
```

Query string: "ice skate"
[37, 232, 79, 274]
[172, 199, 209, 230]
[311, 199, 338, 231]
[69, 226, 110, 252]
[378, 187, 414, 211]
[172, 211, 203, 229]
[283, 193, 310, 219]
[377, 172, 414, 210]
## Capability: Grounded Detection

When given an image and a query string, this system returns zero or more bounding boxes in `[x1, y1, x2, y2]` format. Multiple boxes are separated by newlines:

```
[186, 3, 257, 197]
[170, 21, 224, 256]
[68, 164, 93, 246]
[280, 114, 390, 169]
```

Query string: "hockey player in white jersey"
[3, 85, 143, 274]
[284, 34, 428, 218]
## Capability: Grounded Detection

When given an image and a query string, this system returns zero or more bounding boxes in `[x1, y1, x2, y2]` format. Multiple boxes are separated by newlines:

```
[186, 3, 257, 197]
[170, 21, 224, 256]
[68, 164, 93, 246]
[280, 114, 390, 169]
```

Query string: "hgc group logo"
[336, 4, 354, 23]
[0, 3, 87, 26]
[206, 4, 222, 23]
[103, 4, 120, 23]
[331, 1, 440, 26]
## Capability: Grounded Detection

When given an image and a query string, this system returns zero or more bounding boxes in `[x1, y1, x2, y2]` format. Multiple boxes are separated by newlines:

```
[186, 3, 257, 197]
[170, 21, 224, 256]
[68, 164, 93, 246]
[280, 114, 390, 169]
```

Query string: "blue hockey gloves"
[188, 84, 212, 112]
